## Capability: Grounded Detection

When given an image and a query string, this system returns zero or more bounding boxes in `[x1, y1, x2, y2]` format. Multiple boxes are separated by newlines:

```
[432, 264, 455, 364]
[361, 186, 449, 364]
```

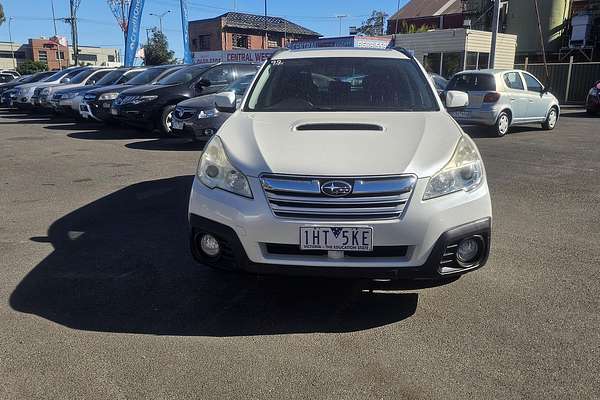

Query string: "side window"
[235, 64, 259, 78]
[202, 66, 234, 86]
[523, 73, 543, 93]
[86, 70, 110, 85]
[503, 72, 524, 90]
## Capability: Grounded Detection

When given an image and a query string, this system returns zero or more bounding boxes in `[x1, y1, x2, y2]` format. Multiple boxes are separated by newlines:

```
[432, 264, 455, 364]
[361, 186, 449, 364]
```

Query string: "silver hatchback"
[446, 69, 560, 137]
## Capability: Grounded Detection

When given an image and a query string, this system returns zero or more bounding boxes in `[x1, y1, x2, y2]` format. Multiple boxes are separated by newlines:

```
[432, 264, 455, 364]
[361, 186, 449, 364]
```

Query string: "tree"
[143, 29, 175, 66]
[398, 21, 431, 34]
[0, 3, 5, 26]
[16, 60, 48, 75]
[356, 11, 388, 36]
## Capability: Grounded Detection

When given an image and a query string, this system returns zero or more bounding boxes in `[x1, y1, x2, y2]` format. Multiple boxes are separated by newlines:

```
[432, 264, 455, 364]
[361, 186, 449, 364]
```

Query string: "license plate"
[300, 226, 373, 251]
[451, 111, 471, 119]
[103, 102, 111, 108]
[110, 108, 118, 115]
[172, 119, 183, 130]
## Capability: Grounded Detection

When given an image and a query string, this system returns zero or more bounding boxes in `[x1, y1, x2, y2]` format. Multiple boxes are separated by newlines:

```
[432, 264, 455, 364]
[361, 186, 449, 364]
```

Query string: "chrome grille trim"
[261, 174, 417, 220]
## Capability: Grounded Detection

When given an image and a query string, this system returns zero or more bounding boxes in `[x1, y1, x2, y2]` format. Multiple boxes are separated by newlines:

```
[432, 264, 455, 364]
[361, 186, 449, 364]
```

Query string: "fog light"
[456, 237, 480, 264]
[199, 233, 220, 257]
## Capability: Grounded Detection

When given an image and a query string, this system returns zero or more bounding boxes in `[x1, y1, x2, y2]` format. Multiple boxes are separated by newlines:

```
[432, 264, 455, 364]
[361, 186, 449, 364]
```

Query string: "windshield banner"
[125, 0, 146, 66]
[180, 0, 192, 64]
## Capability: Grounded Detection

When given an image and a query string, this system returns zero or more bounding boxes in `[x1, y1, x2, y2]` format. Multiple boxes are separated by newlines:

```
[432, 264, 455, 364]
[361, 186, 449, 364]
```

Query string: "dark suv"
[82, 64, 182, 122]
[111, 62, 258, 135]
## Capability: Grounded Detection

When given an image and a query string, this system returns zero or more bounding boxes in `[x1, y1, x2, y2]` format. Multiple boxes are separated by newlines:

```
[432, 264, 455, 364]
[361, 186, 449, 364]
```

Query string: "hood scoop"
[295, 123, 383, 132]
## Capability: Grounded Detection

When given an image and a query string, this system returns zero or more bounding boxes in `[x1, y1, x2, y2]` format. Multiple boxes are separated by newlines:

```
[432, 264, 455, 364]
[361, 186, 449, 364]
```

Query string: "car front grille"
[114, 95, 137, 106]
[174, 107, 195, 120]
[261, 174, 417, 220]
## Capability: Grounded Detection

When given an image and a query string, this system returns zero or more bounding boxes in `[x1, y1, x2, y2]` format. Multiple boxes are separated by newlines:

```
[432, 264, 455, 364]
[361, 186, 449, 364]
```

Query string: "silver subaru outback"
[446, 69, 560, 137]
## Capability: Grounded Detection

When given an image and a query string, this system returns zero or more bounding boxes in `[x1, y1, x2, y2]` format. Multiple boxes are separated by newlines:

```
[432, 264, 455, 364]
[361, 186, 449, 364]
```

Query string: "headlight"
[41, 88, 49, 95]
[61, 92, 78, 99]
[198, 108, 219, 119]
[99, 92, 118, 101]
[131, 95, 157, 104]
[196, 136, 252, 198]
[423, 136, 484, 200]
[590, 88, 599, 96]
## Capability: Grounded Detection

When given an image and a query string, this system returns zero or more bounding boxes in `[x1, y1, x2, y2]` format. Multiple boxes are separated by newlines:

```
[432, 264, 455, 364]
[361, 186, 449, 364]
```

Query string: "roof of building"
[389, 0, 463, 20]
[192, 12, 321, 37]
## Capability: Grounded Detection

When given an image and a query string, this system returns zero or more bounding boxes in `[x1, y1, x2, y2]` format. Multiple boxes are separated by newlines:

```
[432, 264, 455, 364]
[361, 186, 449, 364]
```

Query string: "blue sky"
[1, 0, 408, 60]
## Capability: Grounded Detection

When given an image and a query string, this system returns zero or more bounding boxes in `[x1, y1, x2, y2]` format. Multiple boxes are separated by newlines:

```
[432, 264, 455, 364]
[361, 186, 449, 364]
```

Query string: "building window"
[477, 53, 489, 69]
[232, 34, 249, 49]
[78, 54, 98, 62]
[38, 50, 48, 63]
[267, 34, 279, 48]
[108, 55, 115, 62]
[197, 35, 210, 50]
[0, 51, 26, 59]
[56, 51, 65, 60]
[423, 53, 441, 74]
[43, 43, 55, 49]
[441, 52, 464, 79]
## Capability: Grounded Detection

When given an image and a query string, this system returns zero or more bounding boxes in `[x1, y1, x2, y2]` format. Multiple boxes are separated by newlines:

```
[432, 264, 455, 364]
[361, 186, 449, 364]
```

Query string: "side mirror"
[445, 90, 469, 109]
[214, 91, 237, 113]
[61, 78, 71, 84]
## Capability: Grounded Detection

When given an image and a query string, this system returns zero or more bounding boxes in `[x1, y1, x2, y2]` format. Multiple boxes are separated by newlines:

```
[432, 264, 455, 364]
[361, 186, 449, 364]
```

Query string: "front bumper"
[450, 109, 498, 126]
[188, 176, 492, 279]
[83, 99, 115, 121]
[171, 116, 218, 140]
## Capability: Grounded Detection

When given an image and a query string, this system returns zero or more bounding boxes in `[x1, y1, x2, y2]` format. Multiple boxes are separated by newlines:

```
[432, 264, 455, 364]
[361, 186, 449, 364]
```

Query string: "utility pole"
[335, 15, 347, 36]
[263, 0, 268, 49]
[533, 0, 550, 84]
[8, 17, 15, 69]
[489, 0, 500, 68]
[394, 0, 401, 34]
[69, 0, 79, 66]
[149, 10, 170, 32]
[50, 0, 62, 69]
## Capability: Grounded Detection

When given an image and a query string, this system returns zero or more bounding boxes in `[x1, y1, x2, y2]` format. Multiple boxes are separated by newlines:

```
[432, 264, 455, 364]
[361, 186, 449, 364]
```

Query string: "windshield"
[157, 65, 208, 85]
[245, 57, 438, 112]
[43, 68, 77, 82]
[127, 67, 165, 85]
[30, 71, 55, 83]
[96, 70, 126, 86]
[69, 69, 97, 84]
[225, 74, 255, 95]
[447, 74, 496, 92]
[116, 69, 144, 84]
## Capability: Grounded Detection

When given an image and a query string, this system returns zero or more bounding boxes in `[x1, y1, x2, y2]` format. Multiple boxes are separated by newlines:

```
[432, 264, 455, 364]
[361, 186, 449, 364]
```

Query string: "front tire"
[493, 111, 510, 137]
[542, 107, 558, 130]
[159, 105, 177, 137]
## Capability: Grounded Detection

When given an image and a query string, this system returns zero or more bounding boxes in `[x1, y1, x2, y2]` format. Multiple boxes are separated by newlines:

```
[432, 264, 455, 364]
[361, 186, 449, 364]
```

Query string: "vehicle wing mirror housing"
[214, 91, 237, 113]
[61, 78, 71, 84]
[196, 78, 211, 89]
[445, 90, 469, 109]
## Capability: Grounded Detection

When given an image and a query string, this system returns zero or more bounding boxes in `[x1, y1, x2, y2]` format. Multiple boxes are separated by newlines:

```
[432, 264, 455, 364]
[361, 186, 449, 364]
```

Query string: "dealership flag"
[125, 0, 146, 66]
[180, 0, 192, 64]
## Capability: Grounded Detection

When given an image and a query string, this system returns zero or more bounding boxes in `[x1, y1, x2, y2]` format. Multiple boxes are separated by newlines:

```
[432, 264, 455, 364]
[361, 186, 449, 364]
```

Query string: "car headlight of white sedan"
[197, 136, 252, 198]
[423, 136, 484, 200]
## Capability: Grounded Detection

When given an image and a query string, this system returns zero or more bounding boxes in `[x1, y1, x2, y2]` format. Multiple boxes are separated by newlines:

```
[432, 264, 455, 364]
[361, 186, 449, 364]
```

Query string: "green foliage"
[0, 4, 5, 26]
[16, 60, 48, 75]
[356, 11, 388, 36]
[397, 21, 431, 34]
[143, 29, 175, 66]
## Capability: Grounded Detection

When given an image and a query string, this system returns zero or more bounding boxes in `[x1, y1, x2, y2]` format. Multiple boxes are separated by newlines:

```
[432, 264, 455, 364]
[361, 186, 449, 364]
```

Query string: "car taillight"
[483, 92, 501, 103]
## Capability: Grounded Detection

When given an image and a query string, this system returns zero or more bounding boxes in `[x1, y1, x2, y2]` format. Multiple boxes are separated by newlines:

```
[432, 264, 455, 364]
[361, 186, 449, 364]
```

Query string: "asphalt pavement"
[0, 109, 598, 399]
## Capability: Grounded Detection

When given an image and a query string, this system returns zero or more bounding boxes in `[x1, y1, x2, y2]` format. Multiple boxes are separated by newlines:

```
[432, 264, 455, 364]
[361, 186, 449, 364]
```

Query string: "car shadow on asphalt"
[68, 128, 156, 141]
[125, 138, 206, 151]
[10, 176, 424, 336]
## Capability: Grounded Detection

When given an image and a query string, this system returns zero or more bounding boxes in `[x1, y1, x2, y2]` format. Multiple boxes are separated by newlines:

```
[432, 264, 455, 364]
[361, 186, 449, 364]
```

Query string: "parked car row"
[0, 62, 260, 141]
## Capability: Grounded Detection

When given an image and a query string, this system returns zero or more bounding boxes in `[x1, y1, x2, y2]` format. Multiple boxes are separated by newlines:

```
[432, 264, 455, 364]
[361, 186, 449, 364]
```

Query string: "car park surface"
[0, 106, 598, 399]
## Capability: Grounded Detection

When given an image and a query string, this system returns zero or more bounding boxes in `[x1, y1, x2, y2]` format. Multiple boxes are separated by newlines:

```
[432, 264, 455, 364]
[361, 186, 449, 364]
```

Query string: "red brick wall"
[29, 38, 70, 70]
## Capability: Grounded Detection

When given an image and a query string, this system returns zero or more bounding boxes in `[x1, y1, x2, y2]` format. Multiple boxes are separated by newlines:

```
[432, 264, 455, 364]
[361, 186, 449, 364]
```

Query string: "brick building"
[28, 37, 70, 70]
[189, 12, 320, 52]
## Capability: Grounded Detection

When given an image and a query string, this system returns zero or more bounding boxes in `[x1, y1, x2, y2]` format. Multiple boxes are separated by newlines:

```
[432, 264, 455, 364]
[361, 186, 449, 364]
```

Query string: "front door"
[502, 72, 528, 122]
[521, 72, 550, 120]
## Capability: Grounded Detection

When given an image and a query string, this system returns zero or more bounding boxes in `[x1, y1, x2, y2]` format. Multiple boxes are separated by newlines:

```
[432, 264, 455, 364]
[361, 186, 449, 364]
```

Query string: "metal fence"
[515, 59, 600, 104]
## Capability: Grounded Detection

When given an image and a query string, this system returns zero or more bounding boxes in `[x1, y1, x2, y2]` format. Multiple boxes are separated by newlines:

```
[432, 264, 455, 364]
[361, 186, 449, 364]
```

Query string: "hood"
[86, 84, 132, 96]
[177, 94, 216, 109]
[121, 83, 177, 96]
[49, 83, 83, 92]
[57, 85, 98, 95]
[219, 112, 463, 178]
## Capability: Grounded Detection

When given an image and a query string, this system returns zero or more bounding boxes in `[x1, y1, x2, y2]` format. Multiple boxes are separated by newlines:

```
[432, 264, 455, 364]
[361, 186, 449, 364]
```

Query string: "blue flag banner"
[180, 0, 192, 64]
[125, 0, 146, 66]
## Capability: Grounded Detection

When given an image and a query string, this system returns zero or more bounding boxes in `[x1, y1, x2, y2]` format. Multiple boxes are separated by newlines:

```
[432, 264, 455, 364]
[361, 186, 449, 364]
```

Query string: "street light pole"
[8, 17, 15, 69]
[489, 0, 500, 68]
[335, 15, 347, 36]
[263, 0, 267, 49]
[149, 10, 171, 32]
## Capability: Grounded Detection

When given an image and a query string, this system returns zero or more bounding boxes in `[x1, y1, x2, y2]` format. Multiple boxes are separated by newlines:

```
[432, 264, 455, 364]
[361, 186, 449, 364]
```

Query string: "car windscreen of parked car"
[156, 65, 209, 85]
[447, 73, 496, 92]
[94, 69, 126, 86]
[69, 69, 98, 84]
[226, 74, 255, 95]
[127, 67, 174, 85]
[245, 57, 438, 112]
